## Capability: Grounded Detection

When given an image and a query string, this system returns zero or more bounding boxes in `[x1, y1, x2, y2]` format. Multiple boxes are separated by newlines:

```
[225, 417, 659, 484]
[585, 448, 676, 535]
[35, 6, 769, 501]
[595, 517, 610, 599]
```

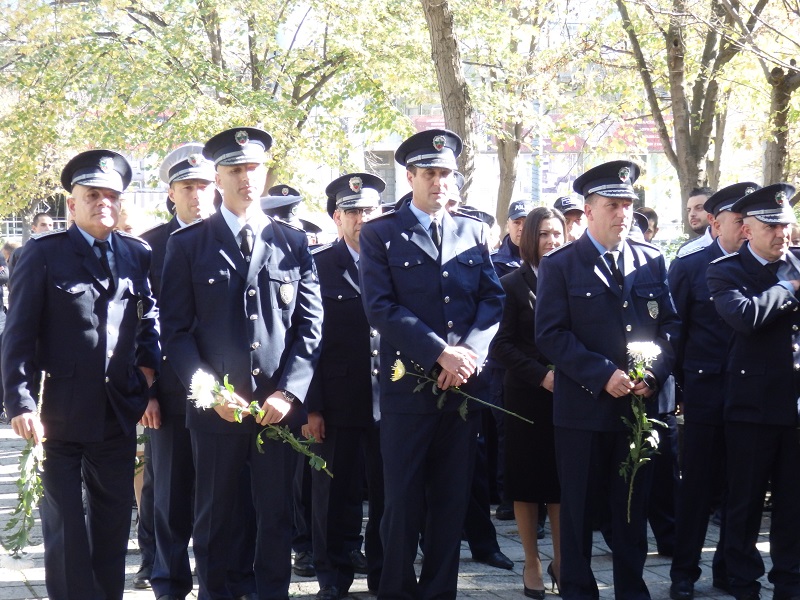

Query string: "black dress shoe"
[316, 585, 342, 600]
[133, 563, 152, 589]
[495, 502, 515, 521]
[473, 550, 514, 570]
[234, 594, 258, 600]
[669, 579, 694, 600]
[523, 566, 545, 599]
[293, 550, 315, 577]
[537, 523, 546, 540]
[348, 548, 369, 574]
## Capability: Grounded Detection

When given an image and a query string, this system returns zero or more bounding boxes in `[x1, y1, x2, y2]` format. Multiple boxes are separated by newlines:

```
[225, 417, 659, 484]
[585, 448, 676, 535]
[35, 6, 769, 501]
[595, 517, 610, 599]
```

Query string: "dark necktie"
[604, 250, 624, 288]
[240, 225, 254, 262]
[766, 261, 781, 277]
[94, 240, 115, 292]
[430, 218, 441, 249]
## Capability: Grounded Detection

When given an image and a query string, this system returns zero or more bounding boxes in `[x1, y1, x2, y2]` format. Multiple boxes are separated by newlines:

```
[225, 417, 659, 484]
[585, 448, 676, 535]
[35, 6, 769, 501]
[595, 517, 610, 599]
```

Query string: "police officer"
[707, 183, 800, 600]
[676, 187, 715, 258]
[159, 127, 323, 600]
[535, 160, 680, 600]
[493, 199, 534, 277]
[140, 144, 218, 600]
[359, 129, 504, 600]
[553, 196, 586, 242]
[667, 182, 756, 600]
[302, 172, 386, 600]
[2, 150, 160, 600]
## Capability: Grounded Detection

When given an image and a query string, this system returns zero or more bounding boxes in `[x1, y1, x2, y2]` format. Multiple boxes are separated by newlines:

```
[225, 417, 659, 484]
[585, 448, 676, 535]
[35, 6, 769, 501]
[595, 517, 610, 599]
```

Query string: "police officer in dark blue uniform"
[141, 144, 218, 600]
[303, 172, 386, 600]
[2, 150, 160, 600]
[359, 129, 504, 600]
[159, 127, 323, 600]
[535, 160, 680, 600]
[667, 182, 758, 600]
[707, 183, 800, 600]
[493, 199, 534, 277]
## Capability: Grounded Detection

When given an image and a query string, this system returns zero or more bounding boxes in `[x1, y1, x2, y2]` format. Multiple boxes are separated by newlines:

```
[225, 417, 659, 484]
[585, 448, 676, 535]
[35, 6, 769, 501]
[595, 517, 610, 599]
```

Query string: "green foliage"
[3, 439, 44, 557]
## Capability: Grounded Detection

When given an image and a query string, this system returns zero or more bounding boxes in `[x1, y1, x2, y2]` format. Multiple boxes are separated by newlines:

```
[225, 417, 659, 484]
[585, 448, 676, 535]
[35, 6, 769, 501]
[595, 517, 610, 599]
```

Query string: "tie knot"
[95, 240, 110, 252]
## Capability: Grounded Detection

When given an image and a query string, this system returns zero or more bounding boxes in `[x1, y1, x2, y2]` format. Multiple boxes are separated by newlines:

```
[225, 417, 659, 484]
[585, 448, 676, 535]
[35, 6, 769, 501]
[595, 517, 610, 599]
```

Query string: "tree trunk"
[496, 123, 522, 234]
[706, 93, 729, 191]
[764, 67, 800, 184]
[419, 0, 477, 203]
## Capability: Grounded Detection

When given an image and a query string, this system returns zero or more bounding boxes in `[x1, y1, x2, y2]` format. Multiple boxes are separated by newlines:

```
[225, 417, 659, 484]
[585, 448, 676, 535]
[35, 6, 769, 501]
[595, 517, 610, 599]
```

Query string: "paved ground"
[0, 423, 773, 599]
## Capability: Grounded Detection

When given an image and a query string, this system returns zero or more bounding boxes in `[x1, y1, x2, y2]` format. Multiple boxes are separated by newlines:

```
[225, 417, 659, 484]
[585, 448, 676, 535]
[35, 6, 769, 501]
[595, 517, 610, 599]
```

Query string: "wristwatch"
[642, 372, 658, 392]
[281, 390, 298, 404]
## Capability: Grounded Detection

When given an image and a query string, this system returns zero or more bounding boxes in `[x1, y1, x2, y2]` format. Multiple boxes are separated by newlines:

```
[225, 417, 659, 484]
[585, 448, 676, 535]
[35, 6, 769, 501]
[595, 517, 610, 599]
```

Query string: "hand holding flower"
[604, 368, 634, 397]
[436, 346, 478, 389]
[213, 389, 251, 422]
[10, 413, 44, 446]
[631, 370, 656, 398]
[258, 392, 292, 425]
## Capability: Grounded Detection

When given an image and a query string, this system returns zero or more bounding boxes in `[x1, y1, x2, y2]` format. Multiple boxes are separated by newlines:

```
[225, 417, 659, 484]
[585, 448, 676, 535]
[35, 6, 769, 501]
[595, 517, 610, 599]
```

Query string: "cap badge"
[618, 166, 631, 183]
[99, 157, 112, 173]
[349, 176, 363, 193]
[234, 130, 249, 146]
[188, 153, 202, 167]
[281, 187, 289, 196]
[745, 186, 755, 195]
[776, 190, 787, 206]
[432, 135, 446, 151]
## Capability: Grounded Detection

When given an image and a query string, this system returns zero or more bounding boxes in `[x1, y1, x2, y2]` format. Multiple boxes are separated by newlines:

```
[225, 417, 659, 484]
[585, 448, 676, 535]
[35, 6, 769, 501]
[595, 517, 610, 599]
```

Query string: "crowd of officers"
[1, 124, 799, 600]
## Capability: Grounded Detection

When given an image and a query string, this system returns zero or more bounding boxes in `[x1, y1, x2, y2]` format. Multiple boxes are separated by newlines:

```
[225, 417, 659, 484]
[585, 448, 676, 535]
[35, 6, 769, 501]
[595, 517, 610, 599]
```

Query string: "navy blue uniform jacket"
[667, 239, 732, 424]
[358, 202, 504, 413]
[140, 217, 187, 416]
[535, 233, 680, 431]
[159, 211, 323, 434]
[2, 225, 160, 442]
[306, 239, 379, 427]
[706, 243, 800, 426]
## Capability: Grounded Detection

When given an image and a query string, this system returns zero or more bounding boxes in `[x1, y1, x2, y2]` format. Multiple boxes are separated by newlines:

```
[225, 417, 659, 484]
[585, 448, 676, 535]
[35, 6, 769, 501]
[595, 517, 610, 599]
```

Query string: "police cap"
[61, 150, 132, 194]
[203, 127, 272, 167]
[325, 173, 384, 218]
[703, 182, 760, 216]
[732, 183, 797, 224]
[159, 143, 215, 185]
[395, 129, 462, 170]
[573, 160, 640, 200]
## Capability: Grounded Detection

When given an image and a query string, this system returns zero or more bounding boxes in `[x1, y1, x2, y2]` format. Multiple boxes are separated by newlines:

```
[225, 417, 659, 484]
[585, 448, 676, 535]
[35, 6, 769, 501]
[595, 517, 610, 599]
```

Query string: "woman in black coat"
[493, 206, 565, 598]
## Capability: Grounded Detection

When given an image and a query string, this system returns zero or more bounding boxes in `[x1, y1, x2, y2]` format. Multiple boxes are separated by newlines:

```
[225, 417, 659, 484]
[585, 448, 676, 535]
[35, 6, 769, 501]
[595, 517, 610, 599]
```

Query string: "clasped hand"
[436, 346, 478, 390]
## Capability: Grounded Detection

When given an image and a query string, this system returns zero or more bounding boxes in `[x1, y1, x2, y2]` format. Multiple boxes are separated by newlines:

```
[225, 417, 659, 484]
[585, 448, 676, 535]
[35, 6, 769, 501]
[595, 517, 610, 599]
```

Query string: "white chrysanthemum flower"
[647, 430, 660, 448]
[627, 341, 661, 368]
[188, 370, 220, 410]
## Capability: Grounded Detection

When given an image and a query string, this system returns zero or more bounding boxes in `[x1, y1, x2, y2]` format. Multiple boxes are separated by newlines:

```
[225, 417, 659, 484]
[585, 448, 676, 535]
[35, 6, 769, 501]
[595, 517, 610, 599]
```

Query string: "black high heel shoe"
[523, 566, 546, 599]
[546, 562, 561, 596]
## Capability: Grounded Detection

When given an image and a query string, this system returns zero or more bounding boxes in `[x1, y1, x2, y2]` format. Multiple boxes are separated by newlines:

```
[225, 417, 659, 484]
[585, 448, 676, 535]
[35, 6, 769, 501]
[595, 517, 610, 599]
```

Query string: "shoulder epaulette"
[270, 218, 305, 233]
[452, 211, 482, 223]
[628, 238, 660, 252]
[673, 244, 706, 259]
[117, 230, 152, 251]
[311, 242, 334, 255]
[365, 210, 396, 222]
[170, 219, 204, 235]
[140, 221, 171, 237]
[30, 229, 66, 241]
[676, 237, 711, 258]
[543, 241, 574, 257]
[709, 252, 739, 265]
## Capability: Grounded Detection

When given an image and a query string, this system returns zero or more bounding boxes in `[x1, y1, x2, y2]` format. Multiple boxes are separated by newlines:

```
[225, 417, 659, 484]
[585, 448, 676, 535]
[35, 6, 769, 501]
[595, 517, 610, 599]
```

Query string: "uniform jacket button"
[444, 296, 450, 303]
[250, 314, 258, 320]
[252, 368, 261, 376]
[625, 325, 632, 332]
[248, 289, 256, 296]
[442, 271, 449, 278]
[447, 320, 454, 328]
[372, 369, 379, 376]
[208, 278, 214, 284]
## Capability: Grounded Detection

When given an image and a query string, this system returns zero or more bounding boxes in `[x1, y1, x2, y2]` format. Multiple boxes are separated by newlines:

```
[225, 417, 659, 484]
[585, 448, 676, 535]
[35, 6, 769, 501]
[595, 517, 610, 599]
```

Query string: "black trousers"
[724, 422, 800, 599]
[41, 430, 136, 600]
[555, 427, 652, 600]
